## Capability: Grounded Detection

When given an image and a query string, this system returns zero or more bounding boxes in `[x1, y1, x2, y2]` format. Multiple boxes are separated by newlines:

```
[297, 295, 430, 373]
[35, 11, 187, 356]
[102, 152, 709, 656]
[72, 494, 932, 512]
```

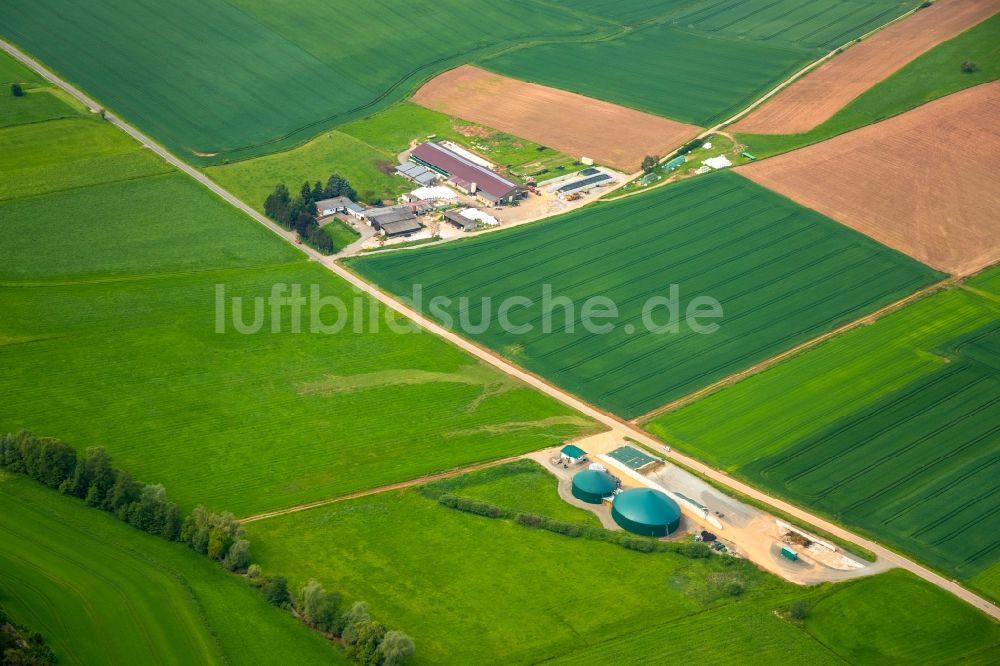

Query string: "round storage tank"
[611, 488, 681, 537]
[571, 469, 618, 504]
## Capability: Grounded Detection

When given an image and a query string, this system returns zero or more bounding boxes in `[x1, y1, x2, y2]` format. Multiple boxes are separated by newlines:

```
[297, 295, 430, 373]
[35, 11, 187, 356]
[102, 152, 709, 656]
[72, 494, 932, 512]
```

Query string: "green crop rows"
[747, 322, 1000, 578]
[352, 172, 939, 419]
[0, 0, 603, 163]
[667, 0, 916, 51]
[481, 0, 918, 126]
[481, 23, 809, 127]
[648, 285, 1000, 593]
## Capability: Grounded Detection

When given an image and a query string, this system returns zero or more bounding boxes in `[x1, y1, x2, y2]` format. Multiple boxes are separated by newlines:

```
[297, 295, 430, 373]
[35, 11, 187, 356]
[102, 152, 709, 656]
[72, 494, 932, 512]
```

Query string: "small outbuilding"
[571, 469, 619, 504]
[559, 444, 587, 465]
[611, 488, 681, 537]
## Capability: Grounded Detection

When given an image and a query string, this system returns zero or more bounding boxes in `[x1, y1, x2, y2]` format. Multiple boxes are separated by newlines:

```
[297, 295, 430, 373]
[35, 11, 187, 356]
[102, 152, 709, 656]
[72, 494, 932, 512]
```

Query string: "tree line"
[0, 431, 248, 570]
[0, 431, 414, 665]
[264, 174, 358, 255]
[247, 572, 414, 666]
[435, 492, 714, 559]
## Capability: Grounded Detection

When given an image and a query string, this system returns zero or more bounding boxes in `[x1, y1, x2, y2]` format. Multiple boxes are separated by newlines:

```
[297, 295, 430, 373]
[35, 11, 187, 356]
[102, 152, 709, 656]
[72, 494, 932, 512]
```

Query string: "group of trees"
[263, 173, 358, 255]
[1, 605, 55, 666]
[180, 505, 251, 571]
[1, 431, 414, 663]
[244, 571, 415, 666]
[10, 83, 24, 97]
[0, 431, 247, 570]
[641, 155, 661, 174]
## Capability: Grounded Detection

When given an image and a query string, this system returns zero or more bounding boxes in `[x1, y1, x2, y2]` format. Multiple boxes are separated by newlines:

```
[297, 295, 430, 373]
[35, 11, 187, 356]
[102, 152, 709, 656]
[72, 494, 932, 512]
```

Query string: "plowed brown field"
[738, 82, 1000, 275]
[732, 0, 1000, 135]
[412, 65, 700, 172]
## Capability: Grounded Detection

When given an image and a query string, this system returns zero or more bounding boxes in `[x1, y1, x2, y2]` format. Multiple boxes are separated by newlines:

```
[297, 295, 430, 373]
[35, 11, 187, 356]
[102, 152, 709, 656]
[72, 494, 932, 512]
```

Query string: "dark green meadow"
[352, 171, 940, 418]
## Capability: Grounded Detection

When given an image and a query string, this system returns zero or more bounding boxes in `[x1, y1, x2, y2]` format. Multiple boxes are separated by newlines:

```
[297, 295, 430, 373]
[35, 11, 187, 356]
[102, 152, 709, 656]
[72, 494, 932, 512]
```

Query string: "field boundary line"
[635, 275, 962, 423]
[6, 37, 999, 622]
[240, 454, 525, 523]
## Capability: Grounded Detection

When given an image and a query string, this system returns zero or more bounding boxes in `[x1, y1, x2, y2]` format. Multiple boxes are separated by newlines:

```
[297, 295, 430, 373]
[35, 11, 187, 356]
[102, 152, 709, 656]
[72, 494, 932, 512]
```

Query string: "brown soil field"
[732, 0, 1000, 135]
[412, 65, 700, 172]
[737, 82, 1000, 276]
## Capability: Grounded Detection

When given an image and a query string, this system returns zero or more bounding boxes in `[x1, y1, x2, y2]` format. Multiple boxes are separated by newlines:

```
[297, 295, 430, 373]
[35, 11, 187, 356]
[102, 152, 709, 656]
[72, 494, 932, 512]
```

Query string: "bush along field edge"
[0, 430, 416, 666]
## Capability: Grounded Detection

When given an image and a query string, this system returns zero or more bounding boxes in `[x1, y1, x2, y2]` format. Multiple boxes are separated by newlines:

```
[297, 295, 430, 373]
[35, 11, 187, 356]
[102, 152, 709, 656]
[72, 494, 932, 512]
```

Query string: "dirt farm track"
[733, 0, 1000, 135]
[412, 65, 700, 172]
[738, 81, 1000, 276]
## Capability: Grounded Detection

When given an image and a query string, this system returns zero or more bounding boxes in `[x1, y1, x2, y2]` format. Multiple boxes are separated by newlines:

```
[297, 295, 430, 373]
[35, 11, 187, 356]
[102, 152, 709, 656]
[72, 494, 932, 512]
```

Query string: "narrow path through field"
[5, 38, 998, 622]
[240, 454, 525, 523]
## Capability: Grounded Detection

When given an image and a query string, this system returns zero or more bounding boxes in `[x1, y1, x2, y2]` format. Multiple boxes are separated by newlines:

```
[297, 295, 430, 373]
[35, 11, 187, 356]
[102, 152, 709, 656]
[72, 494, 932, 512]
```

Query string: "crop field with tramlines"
[0, 0, 602, 163]
[666, 0, 917, 51]
[746, 322, 1000, 578]
[351, 172, 939, 418]
[648, 282, 1000, 594]
[481, 0, 918, 126]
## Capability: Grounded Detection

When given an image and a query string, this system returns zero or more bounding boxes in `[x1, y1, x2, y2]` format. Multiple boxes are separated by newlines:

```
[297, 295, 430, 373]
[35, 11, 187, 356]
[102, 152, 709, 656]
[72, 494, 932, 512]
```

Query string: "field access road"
[5, 37, 998, 622]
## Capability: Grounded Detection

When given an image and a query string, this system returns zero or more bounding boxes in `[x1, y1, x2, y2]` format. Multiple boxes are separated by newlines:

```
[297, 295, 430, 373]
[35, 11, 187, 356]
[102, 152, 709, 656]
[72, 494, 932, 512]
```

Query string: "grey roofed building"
[556, 172, 613, 195]
[379, 218, 423, 237]
[365, 204, 422, 237]
[396, 162, 439, 187]
[443, 210, 475, 231]
[314, 196, 355, 216]
[414, 171, 439, 186]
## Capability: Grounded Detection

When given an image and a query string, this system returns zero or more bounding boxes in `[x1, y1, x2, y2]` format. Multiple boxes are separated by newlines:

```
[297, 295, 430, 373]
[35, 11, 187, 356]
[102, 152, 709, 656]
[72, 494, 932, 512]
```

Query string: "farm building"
[396, 162, 440, 187]
[560, 444, 587, 465]
[443, 210, 475, 232]
[571, 469, 619, 504]
[410, 142, 523, 206]
[314, 196, 356, 217]
[611, 488, 681, 537]
[364, 206, 422, 237]
[554, 172, 612, 197]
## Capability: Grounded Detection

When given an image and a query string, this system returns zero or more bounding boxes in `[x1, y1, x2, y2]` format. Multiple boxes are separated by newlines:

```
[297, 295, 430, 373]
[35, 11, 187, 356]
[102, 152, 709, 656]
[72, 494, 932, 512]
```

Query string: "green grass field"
[0, 119, 170, 202]
[0, 474, 343, 665]
[481, 1, 917, 126]
[0, 74, 595, 516]
[352, 172, 940, 418]
[738, 12, 1000, 157]
[246, 466, 1000, 664]
[207, 102, 584, 211]
[0, 54, 85, 129]
[648, 285, 1000, 589]
[324, 219, 361, 252]
[0, 0, 606, 163]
